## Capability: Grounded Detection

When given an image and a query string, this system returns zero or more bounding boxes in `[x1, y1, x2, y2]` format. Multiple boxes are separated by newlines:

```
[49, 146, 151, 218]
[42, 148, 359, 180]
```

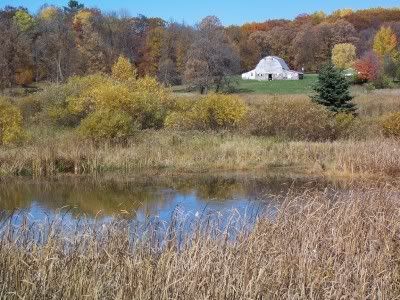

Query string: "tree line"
[1, 1, 400, 92]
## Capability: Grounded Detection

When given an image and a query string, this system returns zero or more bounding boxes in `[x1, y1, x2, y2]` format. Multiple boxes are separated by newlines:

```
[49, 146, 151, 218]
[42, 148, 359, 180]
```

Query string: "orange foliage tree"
[354, 52, 381, 82]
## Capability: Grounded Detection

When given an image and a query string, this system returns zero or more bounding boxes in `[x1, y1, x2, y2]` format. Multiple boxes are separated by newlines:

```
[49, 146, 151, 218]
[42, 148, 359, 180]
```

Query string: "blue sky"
[3, 0, 400, 25]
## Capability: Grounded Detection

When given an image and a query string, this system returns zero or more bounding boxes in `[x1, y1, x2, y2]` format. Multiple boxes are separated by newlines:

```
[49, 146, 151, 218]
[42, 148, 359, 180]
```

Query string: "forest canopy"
[1, 2, 400, 90]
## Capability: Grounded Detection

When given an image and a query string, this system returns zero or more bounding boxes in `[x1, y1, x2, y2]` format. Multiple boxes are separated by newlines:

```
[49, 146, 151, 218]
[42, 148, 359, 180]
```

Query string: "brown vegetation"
[0, 89, 399, 178]
[1, 186, 400, 299]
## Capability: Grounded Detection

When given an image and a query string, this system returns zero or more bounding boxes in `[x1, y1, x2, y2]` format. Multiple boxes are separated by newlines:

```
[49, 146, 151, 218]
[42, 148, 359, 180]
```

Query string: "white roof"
[254, 56, 290, 73]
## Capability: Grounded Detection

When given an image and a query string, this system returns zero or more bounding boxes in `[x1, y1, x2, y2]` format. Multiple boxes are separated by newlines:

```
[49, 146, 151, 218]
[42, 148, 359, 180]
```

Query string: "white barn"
[242, 56, 303, 81]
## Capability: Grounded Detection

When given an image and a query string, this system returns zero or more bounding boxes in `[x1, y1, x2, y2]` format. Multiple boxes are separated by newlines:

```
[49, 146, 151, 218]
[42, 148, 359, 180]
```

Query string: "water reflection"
[0, 175, 326, 224]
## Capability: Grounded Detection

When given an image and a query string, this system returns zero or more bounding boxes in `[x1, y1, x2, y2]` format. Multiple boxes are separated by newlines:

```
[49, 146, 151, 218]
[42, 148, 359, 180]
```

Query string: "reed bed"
[1, 187, 400, 299]
[1, 130, 400, 178]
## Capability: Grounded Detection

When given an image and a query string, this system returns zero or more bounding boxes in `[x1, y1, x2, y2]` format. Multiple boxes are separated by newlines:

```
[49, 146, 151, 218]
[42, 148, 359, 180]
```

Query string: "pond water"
[0, 174, 328, 228]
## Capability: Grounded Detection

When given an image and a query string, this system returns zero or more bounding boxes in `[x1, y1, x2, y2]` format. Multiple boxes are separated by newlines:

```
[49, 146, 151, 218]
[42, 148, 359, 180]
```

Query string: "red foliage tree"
[354, 51, 381, 81]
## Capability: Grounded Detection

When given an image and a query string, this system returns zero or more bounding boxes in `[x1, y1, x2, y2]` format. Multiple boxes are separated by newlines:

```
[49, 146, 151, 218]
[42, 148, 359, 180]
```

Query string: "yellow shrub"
[78, 109, 136, 141]
[0, 98, 24, 145]
[112, 56, 137, 82]
[166, 94, 248, 130]
[382, 112, 400, 137]
[66, 74, 172, 140]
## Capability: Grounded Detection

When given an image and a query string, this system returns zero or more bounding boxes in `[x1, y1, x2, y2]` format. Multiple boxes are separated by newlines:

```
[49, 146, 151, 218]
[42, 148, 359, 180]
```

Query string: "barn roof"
[255, 56, 290, 71]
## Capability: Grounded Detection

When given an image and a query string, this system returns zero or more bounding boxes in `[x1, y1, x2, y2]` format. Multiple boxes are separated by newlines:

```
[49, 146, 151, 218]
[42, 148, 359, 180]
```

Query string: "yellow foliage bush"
[166, 94, 248, 130]
[64, 73, 172, 140]
[382, 112, 400, 137]
[112, 56, 137, 82]
[0, 98, 24, 145]
[78, 109, 137, 141]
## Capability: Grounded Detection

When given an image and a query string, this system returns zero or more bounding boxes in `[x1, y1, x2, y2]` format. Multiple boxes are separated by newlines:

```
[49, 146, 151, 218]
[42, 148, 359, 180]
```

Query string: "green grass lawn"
[236, 74, 318, 95]
[173, 74, 318, 95]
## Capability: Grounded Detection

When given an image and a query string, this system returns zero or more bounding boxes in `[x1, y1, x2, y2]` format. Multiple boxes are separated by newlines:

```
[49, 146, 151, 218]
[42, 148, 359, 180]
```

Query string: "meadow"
[235, 74, 318, 94]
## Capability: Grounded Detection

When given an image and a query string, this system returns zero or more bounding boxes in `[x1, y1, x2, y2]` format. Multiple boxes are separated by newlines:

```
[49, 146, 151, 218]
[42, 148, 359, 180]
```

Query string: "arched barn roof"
[255, 56, 290, 72]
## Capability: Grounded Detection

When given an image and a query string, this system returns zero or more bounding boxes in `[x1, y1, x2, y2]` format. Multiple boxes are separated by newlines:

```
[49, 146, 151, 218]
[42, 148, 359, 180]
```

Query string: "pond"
[0, 174, 330, 229]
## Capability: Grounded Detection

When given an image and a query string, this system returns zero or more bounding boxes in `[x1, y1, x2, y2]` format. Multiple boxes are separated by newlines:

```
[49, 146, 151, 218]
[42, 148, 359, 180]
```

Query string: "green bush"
[0, 97, 24, 145]
[166, 94, 248, 130]
[382, 112, 400, 137]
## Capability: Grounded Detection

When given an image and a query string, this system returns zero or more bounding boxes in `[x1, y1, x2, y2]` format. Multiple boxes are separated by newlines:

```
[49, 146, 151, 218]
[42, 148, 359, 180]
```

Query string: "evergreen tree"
[312, 62, 356, 114]
[64, 0, 84, 13]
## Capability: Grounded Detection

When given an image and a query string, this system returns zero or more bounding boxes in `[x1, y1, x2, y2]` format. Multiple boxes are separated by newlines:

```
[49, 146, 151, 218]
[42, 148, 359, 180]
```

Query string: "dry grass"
[1, 186, 400, 299]
[1, 130, 400, 178]
[1, 89, 399, 178]
[241, 91, 400, 118]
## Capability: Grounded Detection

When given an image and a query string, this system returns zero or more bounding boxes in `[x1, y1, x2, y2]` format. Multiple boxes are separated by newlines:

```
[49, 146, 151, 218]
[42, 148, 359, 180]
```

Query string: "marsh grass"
[1, 187, 400, 299]
[1, 130, 400, 178]
[1, 89, 399, 178]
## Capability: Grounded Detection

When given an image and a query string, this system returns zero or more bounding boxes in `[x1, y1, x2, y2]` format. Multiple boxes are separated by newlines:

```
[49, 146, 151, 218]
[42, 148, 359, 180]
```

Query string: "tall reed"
[1, 187, 400, 299]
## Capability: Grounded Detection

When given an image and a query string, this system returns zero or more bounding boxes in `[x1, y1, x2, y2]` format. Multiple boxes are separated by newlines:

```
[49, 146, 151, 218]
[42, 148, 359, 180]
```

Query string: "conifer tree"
[312, 62, 356, 114]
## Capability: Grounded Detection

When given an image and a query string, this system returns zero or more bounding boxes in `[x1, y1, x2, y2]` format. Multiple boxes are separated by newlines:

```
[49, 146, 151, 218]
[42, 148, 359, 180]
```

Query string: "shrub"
[66, 74, 172, 140]
[78, 109, 137, 142]
[334, 112, 357, 139]
[69, 76, 171, 130]
[382, 112, 400, 137]
[34, 75, 104, 127]
[247, 98, 337, 141]
[166, 94, 248, 130]
[17, 96, 42, 123]
[0, 97, 24, 145]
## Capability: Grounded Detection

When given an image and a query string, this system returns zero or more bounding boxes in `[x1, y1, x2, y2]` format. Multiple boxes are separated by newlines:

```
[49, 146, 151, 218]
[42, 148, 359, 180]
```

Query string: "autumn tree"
[354, 51, 381, 82]
[34, 6, 78, 82]
[184, 16, 240, 93]
[373, 26, 398, 57]
[0, 7, 32, 89]
[225, 25, 259, 72]
[73, 9, 109, 74]
[332, 43, 356, 69]
[294, 20, 358, 72]
[141, 26, 164, 76]
[13, 9, 35, 32]
[112, 56, 137, 81]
